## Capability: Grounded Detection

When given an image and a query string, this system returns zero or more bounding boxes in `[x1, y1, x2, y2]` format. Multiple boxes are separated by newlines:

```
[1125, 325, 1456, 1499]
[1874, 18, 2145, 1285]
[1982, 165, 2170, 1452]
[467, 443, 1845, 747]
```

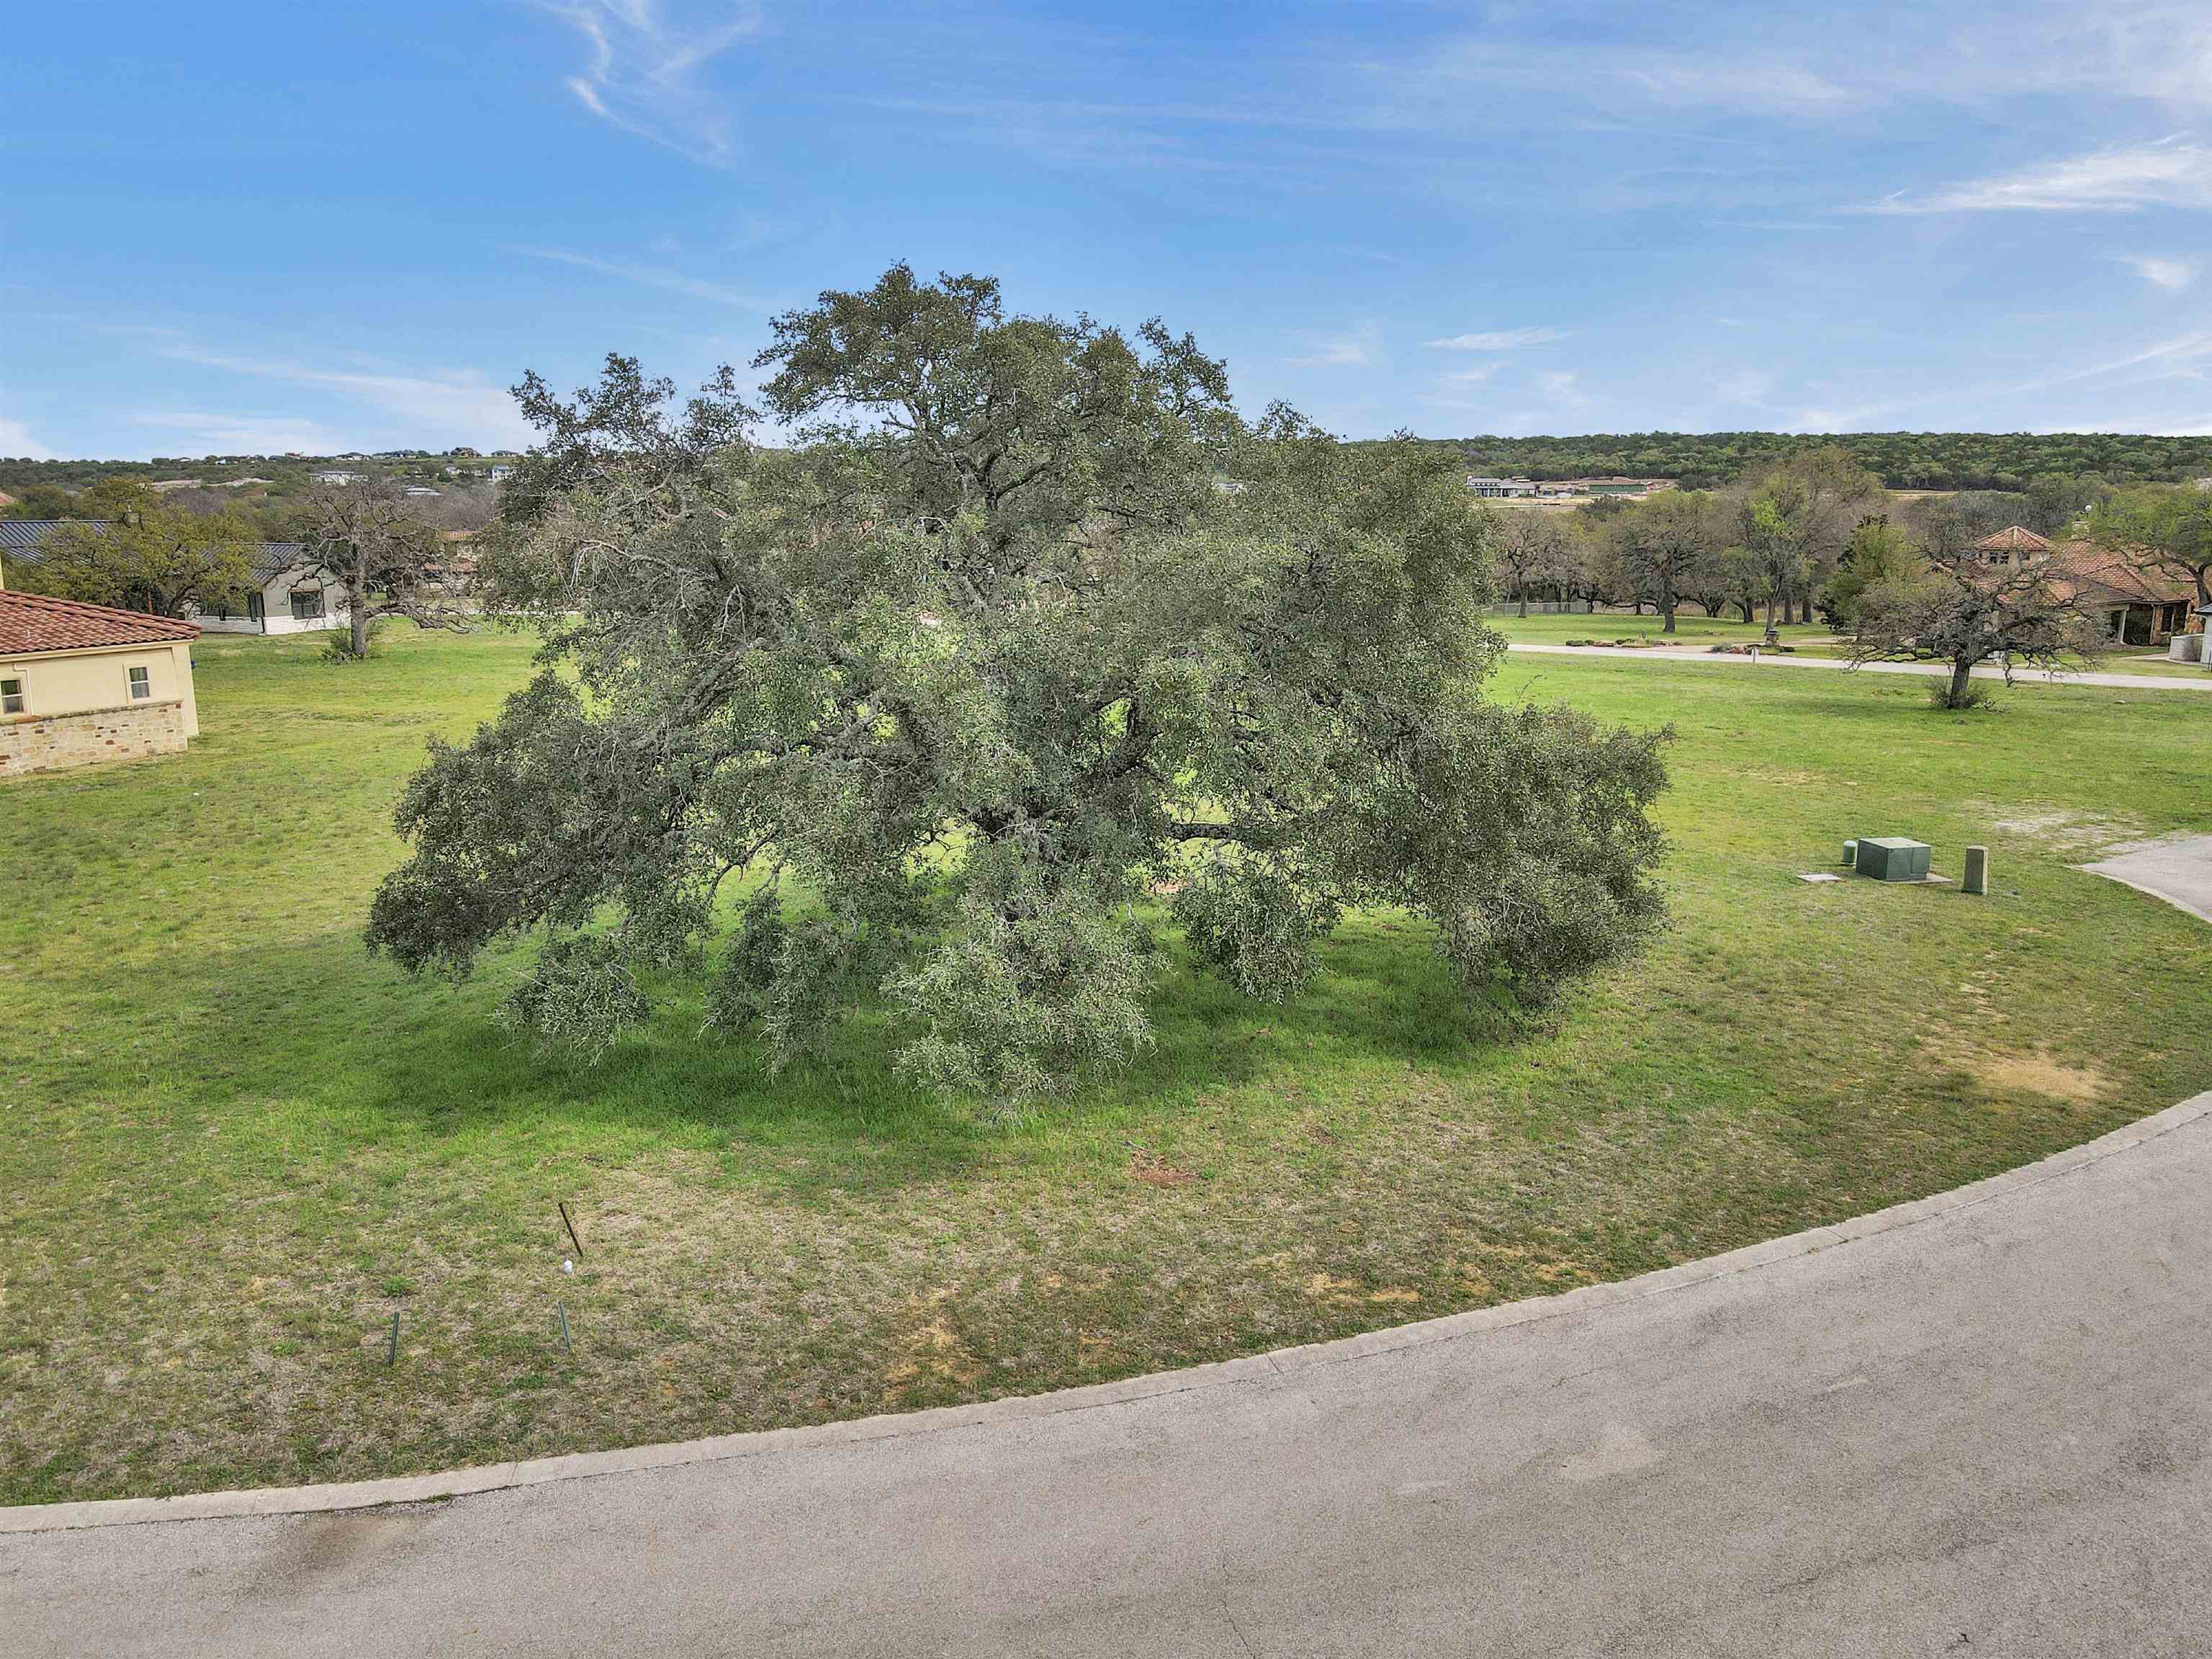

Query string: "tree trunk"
[1661, 595, 1676, 634]
[1763, 594, 1779, 644]
[349, 558, 369, 658]
[1517, 577, 1529, 619]
[1946, 657, 1975, 708]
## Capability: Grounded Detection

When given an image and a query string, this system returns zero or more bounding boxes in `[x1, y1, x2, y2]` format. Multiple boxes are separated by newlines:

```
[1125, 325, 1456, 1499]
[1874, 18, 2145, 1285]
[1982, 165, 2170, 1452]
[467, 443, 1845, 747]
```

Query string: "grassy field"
[1489, 609, 1842, 649]
[4, 627, 2209, 1503]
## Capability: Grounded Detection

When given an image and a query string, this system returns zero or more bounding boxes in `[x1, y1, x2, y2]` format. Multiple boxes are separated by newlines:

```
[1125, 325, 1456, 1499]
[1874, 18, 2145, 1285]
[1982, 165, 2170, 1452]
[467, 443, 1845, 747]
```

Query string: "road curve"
[1505, 637, 2212, 691]
[7, 1092, 2211, 1657]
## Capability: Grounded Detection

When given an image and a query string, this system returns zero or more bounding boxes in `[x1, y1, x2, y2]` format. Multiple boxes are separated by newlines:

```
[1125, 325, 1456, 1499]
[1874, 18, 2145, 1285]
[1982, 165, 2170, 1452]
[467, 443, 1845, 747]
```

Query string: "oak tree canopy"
[367, 266, 1670, 1105]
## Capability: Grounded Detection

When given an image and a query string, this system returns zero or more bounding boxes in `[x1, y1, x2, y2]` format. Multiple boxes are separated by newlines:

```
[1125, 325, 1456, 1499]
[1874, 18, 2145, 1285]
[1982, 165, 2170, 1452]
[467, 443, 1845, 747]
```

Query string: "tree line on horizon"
[14, 425, 2212, 509]
[1380, 431, 2212, 492]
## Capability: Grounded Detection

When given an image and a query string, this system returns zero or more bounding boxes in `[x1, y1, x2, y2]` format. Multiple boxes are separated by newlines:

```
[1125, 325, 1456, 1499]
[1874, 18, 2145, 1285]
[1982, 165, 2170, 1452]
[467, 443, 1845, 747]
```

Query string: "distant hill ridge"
[1357, 431, 2212, 492]
[12, 431, 2212, 496]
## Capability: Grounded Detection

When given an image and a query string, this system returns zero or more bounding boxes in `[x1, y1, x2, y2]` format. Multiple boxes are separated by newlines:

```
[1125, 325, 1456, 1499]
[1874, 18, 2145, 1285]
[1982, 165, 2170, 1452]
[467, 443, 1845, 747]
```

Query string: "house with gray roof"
[192, 541, 350, 635]
[0, 521, 349, 637]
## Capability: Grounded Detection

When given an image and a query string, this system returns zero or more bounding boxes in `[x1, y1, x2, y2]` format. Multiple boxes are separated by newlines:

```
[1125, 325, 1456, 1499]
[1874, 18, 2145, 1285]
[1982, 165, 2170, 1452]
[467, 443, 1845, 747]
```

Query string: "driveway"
[6, 1093, 2211, 1658]
[2082, 835, 2212, 924]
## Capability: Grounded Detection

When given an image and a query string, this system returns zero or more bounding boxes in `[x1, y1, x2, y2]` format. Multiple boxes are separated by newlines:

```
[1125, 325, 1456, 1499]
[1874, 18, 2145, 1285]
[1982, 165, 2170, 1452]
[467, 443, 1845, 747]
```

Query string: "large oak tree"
[368, 267, 1670, 1105]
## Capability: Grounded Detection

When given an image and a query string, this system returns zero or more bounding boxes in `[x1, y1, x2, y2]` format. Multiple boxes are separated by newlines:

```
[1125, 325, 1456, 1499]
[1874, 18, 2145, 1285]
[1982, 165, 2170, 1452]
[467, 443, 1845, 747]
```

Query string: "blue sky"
[7, 1, 2212, 458]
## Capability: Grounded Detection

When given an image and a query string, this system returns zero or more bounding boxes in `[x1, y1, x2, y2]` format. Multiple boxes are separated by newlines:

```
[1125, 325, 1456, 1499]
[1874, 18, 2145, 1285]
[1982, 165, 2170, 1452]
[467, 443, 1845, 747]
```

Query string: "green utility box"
[1855, 836, 1931, 883]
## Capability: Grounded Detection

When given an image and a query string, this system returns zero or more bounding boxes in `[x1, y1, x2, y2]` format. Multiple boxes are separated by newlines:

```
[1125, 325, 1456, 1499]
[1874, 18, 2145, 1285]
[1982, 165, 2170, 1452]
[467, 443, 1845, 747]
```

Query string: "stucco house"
[0, 578, 201, 778]
[1968, 526, 2199, 647]
[190, 542, 351, 635]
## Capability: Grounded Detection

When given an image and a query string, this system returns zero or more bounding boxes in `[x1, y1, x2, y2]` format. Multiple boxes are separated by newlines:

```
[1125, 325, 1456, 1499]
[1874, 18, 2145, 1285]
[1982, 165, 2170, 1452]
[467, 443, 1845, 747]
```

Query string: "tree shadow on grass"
[30, 905, 1540, 1202]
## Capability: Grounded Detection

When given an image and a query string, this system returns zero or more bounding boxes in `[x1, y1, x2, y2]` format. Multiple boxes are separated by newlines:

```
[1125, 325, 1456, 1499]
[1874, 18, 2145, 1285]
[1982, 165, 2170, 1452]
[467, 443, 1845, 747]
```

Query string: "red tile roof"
[2045, 541, 2199, 607]
[0, 590, 200, 655]
[1971, 525, 2054, 554]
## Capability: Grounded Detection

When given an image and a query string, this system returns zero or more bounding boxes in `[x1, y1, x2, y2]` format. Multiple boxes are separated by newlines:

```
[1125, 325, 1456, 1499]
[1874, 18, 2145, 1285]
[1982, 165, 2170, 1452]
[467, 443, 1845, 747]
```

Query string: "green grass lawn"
[1490, 608, 1843, 649]
[4, 627, 2209, 1503]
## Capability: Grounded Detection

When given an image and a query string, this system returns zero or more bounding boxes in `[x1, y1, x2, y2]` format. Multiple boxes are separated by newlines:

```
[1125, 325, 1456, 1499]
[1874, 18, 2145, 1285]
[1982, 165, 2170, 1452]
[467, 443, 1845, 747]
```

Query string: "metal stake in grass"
[386, 1310, 401, 1369]
[557, 1300, 572, 1354]
[558, 1200, 585, 1262]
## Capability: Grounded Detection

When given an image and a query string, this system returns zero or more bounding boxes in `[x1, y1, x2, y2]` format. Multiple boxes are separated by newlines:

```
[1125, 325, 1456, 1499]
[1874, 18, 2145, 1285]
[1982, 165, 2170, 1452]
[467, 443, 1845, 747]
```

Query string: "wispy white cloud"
[1786, 408, 1858, 433]
[1605, 53, 1856, 118]
[1533, 369, 1593, 413]
[1714, 368, 1773, 404]
[129, 410, 350, 457]
[1779, 326, 2212, 433]
[1863, 140, 2212, 213]
[0, 410, 53, 460]
[519, 246, 771, 308]
[544, 1, 764, 166]
[1426, 326, 1568, 351]
[2115, 252, 2200, 289]
[157, 346, 536, 449]
[1290, 321, 1380, 368]
[1439, 363, 1501, 385]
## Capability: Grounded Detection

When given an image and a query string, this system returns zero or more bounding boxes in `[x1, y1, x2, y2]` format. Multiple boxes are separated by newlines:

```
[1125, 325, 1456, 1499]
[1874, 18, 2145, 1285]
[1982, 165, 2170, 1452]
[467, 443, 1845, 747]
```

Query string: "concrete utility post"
[2198, 603, 2212, 673]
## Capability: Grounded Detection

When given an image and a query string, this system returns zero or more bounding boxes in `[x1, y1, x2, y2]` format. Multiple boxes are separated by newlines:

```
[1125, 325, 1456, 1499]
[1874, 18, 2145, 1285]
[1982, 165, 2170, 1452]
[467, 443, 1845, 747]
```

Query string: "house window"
[1, 676, 23, 715]
[290, 588, 325, 621]
[127, 665, 152, 701]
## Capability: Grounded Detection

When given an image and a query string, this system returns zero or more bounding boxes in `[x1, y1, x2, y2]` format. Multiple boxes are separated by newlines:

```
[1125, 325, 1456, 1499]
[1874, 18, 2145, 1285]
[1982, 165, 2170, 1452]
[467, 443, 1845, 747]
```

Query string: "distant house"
[488, 464, 514, 483]
[0, 522, 349, 637]
[403, 485, 441, 498]
[191, 543, 351, 635]
[1969, 526, 2198, 647]
[0, 577, 201, 779]
[1467, 476, 1538, 498]
[1971, 524, 2053, 567]
[311, 469, 364, 486]
[1575, 477, 1674, 497]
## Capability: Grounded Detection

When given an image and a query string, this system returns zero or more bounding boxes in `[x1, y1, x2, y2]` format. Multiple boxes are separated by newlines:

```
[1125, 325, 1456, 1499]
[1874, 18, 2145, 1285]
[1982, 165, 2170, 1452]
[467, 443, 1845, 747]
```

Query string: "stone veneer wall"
[0, 699, 189, 779]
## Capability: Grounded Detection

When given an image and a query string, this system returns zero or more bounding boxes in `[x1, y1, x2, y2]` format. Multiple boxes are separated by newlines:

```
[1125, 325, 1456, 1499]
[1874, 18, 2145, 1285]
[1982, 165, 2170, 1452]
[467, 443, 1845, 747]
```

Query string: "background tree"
[1491, 509, 1570, 617]
[367, 266, 1671, 1106]
[1816, 515, 1915, 630]
[1908, 490, 2029, 557]
[1850, 546, 2105, 709]
[1612, 489, 1719, 633]
[13, 481, 251, 615]
[1733, 449, 1883, 638]
[2020, 471, 2113, 538]
[294, 478, 471, 659]
[2087, 483, 2212, 610]
[0, 481, 96, 521]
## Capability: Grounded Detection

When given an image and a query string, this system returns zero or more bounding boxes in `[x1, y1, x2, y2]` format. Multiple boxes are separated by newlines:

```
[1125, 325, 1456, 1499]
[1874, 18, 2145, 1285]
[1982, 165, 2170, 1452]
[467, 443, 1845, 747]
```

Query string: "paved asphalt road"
[1505, 638, 2212, 691]
[2083, 835, 2212, 924]
[8, 1094, 2211, 1658]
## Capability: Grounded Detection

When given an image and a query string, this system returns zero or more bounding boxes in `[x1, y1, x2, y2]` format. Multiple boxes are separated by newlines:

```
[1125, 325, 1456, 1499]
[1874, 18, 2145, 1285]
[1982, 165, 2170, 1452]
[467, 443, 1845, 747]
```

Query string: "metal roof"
[0, 519, 109, 553]
[1, 521, 316, 586]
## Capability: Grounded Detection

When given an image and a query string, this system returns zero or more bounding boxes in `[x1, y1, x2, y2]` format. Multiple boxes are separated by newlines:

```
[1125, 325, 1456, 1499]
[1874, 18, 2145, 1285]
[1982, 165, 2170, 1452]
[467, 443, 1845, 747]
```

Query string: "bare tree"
[295, 479, 472, 659]
[1850, 545, 2105, 709]
[1491, 508, 1570, 616]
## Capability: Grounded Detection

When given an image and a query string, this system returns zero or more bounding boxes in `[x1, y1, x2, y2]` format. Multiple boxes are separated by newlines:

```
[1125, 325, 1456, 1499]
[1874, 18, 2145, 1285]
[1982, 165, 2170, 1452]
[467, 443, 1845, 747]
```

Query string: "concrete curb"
[8, 1089, 2208, 1536]
[1502, 639, 2212, 692]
